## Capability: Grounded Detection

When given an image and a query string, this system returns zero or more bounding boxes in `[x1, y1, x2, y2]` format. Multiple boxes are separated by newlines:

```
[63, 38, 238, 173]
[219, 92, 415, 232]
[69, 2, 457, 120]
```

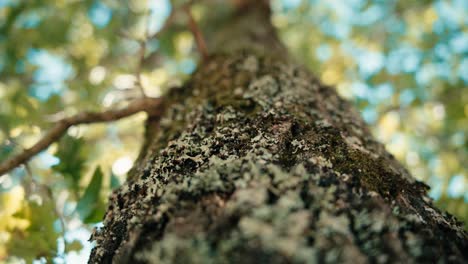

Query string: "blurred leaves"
[75, 166, 105, 224]
[52, 135, 88, 193]
[110, 172, 121, 190]
[0, 187, 60, 263]
[66, 239, 84, 254]
[8, 200, 60, 263]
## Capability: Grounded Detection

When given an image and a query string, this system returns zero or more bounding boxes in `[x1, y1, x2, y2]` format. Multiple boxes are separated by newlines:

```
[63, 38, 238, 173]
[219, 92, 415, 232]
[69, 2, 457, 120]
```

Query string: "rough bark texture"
[89, 3, 467, 264]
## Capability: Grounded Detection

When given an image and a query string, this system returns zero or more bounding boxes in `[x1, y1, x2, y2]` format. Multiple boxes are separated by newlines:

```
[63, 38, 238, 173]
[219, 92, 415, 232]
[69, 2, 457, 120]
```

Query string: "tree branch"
[135, 39, 149, 98]
[0, 97, 163, 177]
[184, 4, 209, 60]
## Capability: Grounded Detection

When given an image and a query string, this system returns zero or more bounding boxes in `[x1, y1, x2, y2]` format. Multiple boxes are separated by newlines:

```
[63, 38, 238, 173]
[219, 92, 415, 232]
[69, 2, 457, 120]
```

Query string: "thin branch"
[183, 4, 209, 60]
[147, 17, 172, 40]
[0, 97, 163, 176]
[146, 2, 181, 40]
[126, 4, 177, 98]
[135, 39, 148, 98]
[134, 8, 154, 98]
[133, 1, 196, 93]
[133, 0, 183, 96]
[45, 184, 68, 257]
[24, 163, 69, 258]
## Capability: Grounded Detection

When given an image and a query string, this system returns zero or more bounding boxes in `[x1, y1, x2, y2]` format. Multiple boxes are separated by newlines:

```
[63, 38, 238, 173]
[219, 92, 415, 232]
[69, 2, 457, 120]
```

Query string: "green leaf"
[0, 114, 12, 131]
[75, 166, 103, 222]
[8, 200, 60, 263]
[0, 143, 15, 163]
[52, 135, 87, 192]
[158, 30, 177, 57]
[82, 199, 107, 224]
[66, 239, 84, 253]
[110, 172, 121, 190]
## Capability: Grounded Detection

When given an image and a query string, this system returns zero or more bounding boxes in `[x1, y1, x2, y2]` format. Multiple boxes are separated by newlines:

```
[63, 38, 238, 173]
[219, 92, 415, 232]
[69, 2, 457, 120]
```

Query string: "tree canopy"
[0, 0, 466, 262]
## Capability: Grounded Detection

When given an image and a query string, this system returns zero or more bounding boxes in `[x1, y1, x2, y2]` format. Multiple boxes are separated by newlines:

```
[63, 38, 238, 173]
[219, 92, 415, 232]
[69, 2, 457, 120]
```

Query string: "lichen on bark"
[89, 53, 466, 264]
[89, 3, 467, 264]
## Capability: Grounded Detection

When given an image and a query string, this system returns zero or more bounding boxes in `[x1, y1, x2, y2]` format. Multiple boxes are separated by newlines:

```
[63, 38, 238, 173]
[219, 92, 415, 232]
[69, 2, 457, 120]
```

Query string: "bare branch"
[146, 2, 180, 40]
[134, 8, 154, 98]
[129, 3, 177, 98]
[135, 39, 149, 98]
[140, 1, 191, 54]
[184, 4, 209, 60]
[0, 97, 163, 177]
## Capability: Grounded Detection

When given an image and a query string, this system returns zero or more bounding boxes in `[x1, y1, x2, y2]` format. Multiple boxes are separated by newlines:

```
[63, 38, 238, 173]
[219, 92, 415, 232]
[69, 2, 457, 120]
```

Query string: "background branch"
[0, 97, 163, 176]
[135, 38, 149, 98]
[184, 4, 209, 60]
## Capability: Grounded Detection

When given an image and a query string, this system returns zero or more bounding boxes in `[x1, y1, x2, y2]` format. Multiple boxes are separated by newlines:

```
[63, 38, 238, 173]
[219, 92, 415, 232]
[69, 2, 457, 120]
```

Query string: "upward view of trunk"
[89, 2, 467, 263]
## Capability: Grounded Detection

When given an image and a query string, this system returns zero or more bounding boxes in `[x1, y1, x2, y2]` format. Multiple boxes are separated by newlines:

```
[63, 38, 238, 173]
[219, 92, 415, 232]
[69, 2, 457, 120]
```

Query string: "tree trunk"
[89, 2, 467, 263]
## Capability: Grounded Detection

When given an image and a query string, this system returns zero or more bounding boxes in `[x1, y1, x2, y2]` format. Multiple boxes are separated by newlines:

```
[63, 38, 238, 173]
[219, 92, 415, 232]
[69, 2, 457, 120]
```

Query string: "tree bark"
[89, 2, 467, 263]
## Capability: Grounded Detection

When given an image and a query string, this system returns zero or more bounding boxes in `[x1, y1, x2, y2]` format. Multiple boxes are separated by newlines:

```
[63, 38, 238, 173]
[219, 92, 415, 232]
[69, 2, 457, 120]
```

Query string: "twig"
[0, 97, 163, 176]
[130, 1, 191, 97]
[146, 1, 182, 40]
[124, 0, 207, 97]
[134, 8, 153, 98]
[45, 185, 69, 257]
[135, 39, 148, 98]
[24, 163, 69, 258]
[183, 4, 209, 60]
[146, 14, 173, 40]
